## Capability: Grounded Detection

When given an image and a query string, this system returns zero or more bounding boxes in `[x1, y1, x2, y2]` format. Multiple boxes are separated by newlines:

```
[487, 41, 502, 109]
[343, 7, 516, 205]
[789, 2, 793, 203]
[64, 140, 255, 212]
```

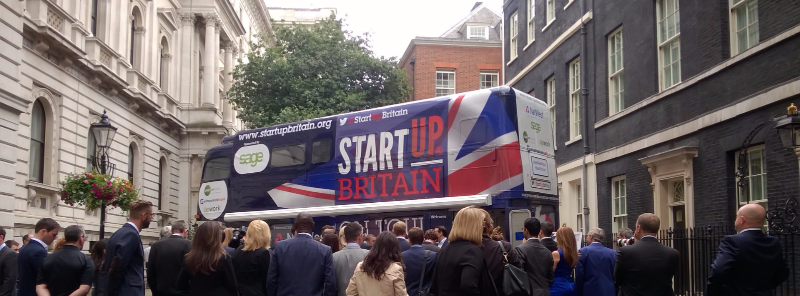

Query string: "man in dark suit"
[393, 222, 411, 251]
[0, 227, 18, 296]
[615, 213, 679, 296]
[267, 212, 335, 296]
[359, 234, 375, 250]
[576, 228, 616, 296]
[98, 200, 153, 296]
[707, 203, 790, 296]
[147, 220, 192, 296]
[36, 225, 94, 296]
[514, 217, 554, 296]
[539, 221, 558, 252]
[18, 218, 60, 296]
[421, 229, 441, 252]
[402, 227, 437, 295]
[434, 226, 448, 248]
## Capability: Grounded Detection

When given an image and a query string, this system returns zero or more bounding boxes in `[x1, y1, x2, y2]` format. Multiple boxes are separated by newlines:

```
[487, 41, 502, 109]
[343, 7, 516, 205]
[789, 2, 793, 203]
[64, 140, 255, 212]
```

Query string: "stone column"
[179, 13, 195, 106]
[214, 23, 221, 110]
[222, 42, 234, 124]
[202, 14, 218, 108]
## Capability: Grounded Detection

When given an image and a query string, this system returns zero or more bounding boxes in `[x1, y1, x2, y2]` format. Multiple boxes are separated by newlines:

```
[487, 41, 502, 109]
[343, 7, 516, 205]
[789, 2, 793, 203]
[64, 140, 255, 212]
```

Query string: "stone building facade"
[0, 0, 272, 247]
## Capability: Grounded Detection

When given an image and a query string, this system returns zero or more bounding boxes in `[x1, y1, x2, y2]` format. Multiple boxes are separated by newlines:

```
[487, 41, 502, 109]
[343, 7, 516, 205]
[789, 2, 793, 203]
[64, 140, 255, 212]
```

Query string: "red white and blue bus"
[199, 86, 558, 246]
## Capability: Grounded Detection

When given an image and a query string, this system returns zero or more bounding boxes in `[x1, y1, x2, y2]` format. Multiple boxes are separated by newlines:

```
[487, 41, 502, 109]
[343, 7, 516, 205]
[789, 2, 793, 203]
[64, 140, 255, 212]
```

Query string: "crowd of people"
[0, 200, 790, 296]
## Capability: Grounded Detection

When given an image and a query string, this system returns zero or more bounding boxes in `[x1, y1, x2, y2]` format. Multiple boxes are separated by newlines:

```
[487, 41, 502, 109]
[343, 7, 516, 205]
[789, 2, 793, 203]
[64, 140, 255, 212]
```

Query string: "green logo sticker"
[204, 185, 212, 196]
[239, 152, 265, 167]
[523, 131, 530, 143]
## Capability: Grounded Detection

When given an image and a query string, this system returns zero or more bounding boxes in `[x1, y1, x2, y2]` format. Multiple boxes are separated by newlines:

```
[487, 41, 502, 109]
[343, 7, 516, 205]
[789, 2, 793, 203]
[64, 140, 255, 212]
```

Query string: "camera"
[616, 238, 635, 247]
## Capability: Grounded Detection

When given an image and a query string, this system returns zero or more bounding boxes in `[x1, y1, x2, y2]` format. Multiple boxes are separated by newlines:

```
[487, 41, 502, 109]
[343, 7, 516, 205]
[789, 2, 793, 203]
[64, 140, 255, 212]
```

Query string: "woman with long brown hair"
[550, 225, 578, 296]
[346, 231, 408, 296]
[177, 222, 238, 296]
[90, 239, 108, 296]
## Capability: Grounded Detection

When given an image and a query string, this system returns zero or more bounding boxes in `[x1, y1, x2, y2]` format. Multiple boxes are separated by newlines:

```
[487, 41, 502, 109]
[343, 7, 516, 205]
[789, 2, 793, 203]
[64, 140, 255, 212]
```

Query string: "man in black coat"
[539, 221, 557, 252]
[0, 227, 17, 296]
[514, 217, 554, 296]
[707, 203, 790, 296]
[98, 200, 153, 296]
[18, 218, 60, 296]
[614, 213, 679, 296]
[36, 225, 94, 296]
[147, 220, 192, 296]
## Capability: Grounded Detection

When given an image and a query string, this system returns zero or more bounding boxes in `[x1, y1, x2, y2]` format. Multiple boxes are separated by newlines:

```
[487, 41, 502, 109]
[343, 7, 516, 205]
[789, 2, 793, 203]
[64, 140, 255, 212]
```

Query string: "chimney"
[472, 2, 483, 11]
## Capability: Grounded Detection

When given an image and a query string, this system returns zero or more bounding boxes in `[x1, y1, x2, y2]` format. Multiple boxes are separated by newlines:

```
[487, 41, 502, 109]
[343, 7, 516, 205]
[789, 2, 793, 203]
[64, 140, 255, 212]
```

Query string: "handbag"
[497, 241, 531, 296]
[418, 250, 434, 296]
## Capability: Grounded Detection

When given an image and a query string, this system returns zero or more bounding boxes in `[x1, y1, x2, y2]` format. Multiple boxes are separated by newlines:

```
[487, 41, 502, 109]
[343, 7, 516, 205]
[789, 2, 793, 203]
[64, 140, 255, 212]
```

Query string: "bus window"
[312, 139, 332, 164]
[202, 157, 230, 181]
[270, 143, 306, 167]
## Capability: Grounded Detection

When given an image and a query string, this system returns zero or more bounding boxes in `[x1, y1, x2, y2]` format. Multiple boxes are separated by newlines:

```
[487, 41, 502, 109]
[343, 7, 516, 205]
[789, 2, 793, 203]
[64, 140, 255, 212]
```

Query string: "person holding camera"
[616, 228, 634, 248]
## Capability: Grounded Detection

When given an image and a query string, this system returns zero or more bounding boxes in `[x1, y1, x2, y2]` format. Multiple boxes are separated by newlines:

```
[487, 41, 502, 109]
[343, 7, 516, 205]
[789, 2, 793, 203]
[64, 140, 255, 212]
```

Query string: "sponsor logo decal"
[531, 155, 549, 177]
[204, 185, 211, 196]
[523, 131, 530, 143]
[234, 144, 270, 174]
[530, 122, 541, 133]
[524, 105, 545, 119]
[198, 181, 227, 220]
[340, 117, 348, 126]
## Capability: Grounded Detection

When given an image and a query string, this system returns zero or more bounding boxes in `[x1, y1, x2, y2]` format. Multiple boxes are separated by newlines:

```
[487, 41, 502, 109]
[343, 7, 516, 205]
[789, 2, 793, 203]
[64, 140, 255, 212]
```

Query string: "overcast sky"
[267, 0, 504, 60]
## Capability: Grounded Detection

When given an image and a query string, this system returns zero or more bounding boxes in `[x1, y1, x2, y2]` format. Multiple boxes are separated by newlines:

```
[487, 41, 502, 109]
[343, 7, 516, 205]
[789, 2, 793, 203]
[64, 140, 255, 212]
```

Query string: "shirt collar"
[346, 243, 360, 247]
[642, 235, 657, 239]
[0, 243, 5, 251]
[30, 238, 48, 249]
[739, 228, 763, 234]
[591, 242, 602, 245]
[297, 232, 312, 238]
[527, 237, 540, 241]
[172, 234, 182, 237]
[397, 236, 407, 240]
[126, 221, 139, 233]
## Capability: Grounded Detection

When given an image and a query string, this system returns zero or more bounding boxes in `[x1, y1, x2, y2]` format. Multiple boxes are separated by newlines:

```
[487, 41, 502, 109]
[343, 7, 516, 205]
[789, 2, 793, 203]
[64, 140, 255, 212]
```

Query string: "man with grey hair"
[148, 220, 191, 296]
[36, 225, 93, 296]
[160, 226, 172, 240]
[617, 227, 634, 247]
[576, 228, 616, 296]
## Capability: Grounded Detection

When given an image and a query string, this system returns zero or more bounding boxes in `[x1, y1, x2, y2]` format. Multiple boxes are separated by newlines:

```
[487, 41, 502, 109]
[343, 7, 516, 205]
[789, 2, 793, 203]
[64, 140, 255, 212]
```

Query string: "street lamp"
[89, 110, 117, 240]
[736, 103, 800, 234]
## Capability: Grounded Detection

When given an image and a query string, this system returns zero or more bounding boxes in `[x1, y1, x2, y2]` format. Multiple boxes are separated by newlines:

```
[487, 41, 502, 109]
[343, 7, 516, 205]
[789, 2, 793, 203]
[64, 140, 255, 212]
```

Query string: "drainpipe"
[580, 0, 590, 235]
[409, 57, 416, 101]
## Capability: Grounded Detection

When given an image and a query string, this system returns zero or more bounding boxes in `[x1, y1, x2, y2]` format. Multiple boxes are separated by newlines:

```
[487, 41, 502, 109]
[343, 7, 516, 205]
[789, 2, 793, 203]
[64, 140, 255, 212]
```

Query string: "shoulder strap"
[497, 240, 509, 264]
[419, 250, 429, 289]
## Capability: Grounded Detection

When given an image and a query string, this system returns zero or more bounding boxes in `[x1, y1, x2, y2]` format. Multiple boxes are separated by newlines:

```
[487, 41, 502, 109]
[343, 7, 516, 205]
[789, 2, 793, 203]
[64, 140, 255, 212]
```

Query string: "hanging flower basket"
[58, 171, 139, 212]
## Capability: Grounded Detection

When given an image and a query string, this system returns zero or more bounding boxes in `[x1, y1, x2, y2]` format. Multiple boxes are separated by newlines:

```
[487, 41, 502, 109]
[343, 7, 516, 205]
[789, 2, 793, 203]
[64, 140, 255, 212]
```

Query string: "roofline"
[441, 2, 502, 37]
[398, 38, 502, 66]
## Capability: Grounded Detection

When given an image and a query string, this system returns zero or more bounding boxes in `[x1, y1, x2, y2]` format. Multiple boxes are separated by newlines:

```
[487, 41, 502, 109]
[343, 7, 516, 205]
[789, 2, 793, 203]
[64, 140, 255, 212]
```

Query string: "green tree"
[229, 16, 411, 128]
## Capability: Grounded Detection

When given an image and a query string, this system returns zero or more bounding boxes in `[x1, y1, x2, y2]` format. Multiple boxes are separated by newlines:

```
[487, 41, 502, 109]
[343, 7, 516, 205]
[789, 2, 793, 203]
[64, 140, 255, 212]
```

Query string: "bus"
[199, 86, 558, 246]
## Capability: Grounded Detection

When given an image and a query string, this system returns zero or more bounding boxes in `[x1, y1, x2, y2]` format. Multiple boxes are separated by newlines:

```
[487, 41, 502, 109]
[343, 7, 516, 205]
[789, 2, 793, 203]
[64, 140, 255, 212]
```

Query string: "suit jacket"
[333, 245, 368, 296]
[481, 236, 522, 293]
[176, 255, 238, 296]
[147, 235, 192, 296]
[267, 234, 335, 296]
[18, 239, 48, 296]
[346, 262, 407, 296]
[98, 223, 145, 296]
[576, 242, 616, 296]
[0, 245, 17, 296]
[514, 239, 554, 296]
[540, 237, 558, 252]
[437, 238, 448, 249]
[707, 230, 790, 296]
[421, 242, 440, 252]
[397, 237, 411, 252]
[359, 243, 371, 250]
[614, 236, 679, 296]
[402, 245, 437, 295]
[431, 240, 483, 296]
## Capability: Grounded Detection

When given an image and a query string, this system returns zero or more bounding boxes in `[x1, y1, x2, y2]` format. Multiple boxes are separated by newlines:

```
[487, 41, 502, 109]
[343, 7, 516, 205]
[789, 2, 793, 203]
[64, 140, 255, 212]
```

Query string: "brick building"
[400, 2, 503, 101]
[502, 0, 800, 235]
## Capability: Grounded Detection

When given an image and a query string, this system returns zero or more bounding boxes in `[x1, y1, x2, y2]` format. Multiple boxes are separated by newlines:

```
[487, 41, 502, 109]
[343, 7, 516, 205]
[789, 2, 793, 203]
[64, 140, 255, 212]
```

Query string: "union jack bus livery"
[199, 87, 558, 245]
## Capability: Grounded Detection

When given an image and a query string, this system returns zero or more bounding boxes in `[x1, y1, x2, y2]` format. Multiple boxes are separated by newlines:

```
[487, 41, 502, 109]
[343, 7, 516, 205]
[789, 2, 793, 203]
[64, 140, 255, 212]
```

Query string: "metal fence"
[592, 226, 797, 296]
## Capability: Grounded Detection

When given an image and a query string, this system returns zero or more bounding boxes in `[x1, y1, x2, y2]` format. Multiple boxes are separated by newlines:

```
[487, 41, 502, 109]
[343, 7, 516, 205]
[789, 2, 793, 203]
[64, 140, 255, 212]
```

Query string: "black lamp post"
[90, 110, 117, 240]
[736, 103, 800, 234]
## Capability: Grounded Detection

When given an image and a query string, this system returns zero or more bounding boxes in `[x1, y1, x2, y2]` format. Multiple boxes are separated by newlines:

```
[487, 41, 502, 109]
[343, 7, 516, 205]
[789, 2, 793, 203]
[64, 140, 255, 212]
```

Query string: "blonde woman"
[550, 225, 578, 296]
[430, 206, 487, 296]
[233, 221, 272, 296]
[339, 225, 347, 250]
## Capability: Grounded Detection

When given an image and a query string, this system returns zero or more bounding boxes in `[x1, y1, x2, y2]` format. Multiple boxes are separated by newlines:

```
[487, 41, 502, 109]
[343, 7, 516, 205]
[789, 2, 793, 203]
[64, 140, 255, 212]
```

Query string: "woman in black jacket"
[177, 222, 238, 296]
[432, 206, 489, 296]
[233, 220, 272, 296]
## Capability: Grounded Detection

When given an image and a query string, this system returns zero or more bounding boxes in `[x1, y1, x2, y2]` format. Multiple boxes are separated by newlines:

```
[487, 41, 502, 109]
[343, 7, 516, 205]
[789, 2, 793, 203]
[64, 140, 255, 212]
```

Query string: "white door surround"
[640, 147, 698, 230]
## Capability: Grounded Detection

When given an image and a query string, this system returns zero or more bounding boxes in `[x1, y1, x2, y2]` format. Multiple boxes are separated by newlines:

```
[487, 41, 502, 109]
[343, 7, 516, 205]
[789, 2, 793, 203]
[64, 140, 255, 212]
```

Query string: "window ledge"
[542, 19, 556, 32]
[564, 0, 574, 10]
[506, 56, 518, 66]
[523, 41, 534, 51]
[565, 135, 582, 146]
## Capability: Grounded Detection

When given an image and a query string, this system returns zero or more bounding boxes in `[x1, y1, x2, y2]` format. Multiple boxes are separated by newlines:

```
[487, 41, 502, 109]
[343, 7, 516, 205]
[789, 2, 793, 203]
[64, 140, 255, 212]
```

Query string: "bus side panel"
[515, 91, 558, 197]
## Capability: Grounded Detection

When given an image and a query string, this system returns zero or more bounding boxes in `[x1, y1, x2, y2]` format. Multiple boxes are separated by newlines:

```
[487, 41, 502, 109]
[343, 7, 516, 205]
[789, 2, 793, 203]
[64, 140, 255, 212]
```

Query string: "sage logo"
[204, 185, 212, 196]
[234, 144, 270, 174]
[523, 131, 530, 143]
[530, 122, 541, 133]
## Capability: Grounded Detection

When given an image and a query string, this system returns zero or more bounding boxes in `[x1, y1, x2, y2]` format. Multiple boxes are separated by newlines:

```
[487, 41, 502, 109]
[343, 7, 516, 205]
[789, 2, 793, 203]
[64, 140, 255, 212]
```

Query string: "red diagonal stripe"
[275, 185, 336, 200]
[448, 142, 523, 196]
[447, 95, 466, 131]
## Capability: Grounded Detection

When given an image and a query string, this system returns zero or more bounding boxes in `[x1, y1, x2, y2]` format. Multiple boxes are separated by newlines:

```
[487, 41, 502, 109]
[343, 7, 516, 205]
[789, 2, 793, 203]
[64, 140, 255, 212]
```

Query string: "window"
[127, 145, 134, 185]
[202, 157, 231, 181]
[312, 139, 332, 164]
[479, 72, 499, 89]
[468, 26, 488, 39]
[91, 0, 99, 36]
[736, 145, 767, 229]
[608, 28, 624, 115]
[509, 12, 518, 60]
[158, 158, 166, 210]
[546, 0, 555, 25]
[546, 77, 556, 149]
[129, 16, 135, 65]
[730, 0, 759, 55]
[576, 183, 583, 233]
[527, 0, 535, 43]
[612, 176, 627, 233]
[657, 0, 681, 90]
[159, 38, 169, 89]
[87, 131, 97, 172]
[29, 100, 46, 183]
[435, 70, 455, 97]
[569, 58, 581, 139]
[271, 144, 306, 167]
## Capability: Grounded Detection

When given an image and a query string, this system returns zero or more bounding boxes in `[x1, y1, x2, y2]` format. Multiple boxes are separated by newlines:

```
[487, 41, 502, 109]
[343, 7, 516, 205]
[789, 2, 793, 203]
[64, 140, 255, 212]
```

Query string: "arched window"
[157, 157, 167, 210]
[130, 7, 143, 69]
[127, 144, 135, 185]
[87, 130, 97, 171]
[159, 37, 170, 89]
[91, 0, 99, 36]
[29, 100, 46, 182]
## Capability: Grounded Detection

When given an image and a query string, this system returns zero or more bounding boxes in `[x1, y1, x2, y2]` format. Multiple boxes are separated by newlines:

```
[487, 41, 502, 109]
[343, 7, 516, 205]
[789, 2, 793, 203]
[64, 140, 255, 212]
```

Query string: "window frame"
[479, 71, 499, 89]
[608, 27, 624, 115]
[157, 157, 167, 210]
[527, 0, 535, 44]
[729, 0, 759, 55]
[569, 58, 581, 140]
[311, 139, 332, 164]
[546, 76, 556, 150]
[657, 0, 681, 91]
[575, 182, 583, 234]
[612, 175, 627, 233]
[29, 100, 46, 183]
[546, 0, 555, 26]
[467, 26, 489, 40]
[127, 144, 134, 184]
[510, 12, 519, 60]
[435, 69, 456, 97]
[735, 145, 767, 210]
[270, 143, 308, 168]
[202, 157, 232, 182]
[91, 0, 99, 36]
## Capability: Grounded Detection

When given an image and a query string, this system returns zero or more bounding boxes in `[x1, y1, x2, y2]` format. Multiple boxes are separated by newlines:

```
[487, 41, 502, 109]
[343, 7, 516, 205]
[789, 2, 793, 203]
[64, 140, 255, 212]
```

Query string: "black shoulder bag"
[418, 250, 433, 296]
[498, 241, 530, 296]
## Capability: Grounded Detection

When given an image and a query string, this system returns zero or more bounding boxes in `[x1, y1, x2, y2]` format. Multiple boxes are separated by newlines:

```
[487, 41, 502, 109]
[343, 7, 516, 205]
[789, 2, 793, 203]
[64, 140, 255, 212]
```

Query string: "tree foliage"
[228, 17, 411, 128]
